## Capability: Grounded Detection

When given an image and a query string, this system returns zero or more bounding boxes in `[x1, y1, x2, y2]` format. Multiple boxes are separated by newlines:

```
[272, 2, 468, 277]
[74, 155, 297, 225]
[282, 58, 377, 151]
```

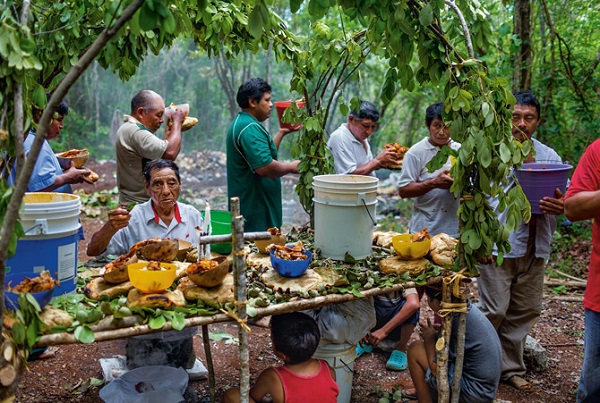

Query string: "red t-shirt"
[273, 359, 339, 403]
[565, 139, 600, 312]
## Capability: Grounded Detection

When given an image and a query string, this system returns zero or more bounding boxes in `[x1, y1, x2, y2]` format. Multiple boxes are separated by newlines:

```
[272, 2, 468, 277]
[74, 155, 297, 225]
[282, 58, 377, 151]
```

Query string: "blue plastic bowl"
[4, 272, 55, 311]
[269, 247, 312, 278]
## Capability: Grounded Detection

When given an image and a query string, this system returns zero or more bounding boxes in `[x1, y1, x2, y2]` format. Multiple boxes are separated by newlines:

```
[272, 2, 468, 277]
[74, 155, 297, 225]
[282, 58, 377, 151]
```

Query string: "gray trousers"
[477, 240, 545, 381]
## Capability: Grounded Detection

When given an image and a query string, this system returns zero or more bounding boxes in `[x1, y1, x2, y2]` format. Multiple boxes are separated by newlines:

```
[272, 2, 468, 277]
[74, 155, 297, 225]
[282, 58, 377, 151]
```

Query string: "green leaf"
[74, 325, 95, 343]
[163, 11, 176, 34]
[171, 312, 186, 330]
[248, 7, 263, 38]
[499, 143, 511, 163]
[149, 315, 166, 329]
[290, 0, 303, 13]
[419, 4, 434, 27]
[11, 321, 26, 344]
[139, 3, 158, 31]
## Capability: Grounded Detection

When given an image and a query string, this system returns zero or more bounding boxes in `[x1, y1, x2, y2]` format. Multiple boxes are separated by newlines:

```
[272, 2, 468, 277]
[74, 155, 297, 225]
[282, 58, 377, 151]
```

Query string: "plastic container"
[274, 100, 305, 130]
[312, 343, 357, 403]
[201, 210, 232, 254]
[514, 163, 572, 214]
[128, 262, 177, 293]
[270, 248, 312, 277]
[4, 272, 55, 311]
[392, 234, 431, 260]
[313, 175, 378, 260]
[6, 192, 81, 296]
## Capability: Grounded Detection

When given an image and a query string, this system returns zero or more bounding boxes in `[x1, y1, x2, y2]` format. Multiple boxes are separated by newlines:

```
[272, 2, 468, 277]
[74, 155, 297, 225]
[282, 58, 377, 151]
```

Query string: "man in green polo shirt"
[226, 78, 300, 232]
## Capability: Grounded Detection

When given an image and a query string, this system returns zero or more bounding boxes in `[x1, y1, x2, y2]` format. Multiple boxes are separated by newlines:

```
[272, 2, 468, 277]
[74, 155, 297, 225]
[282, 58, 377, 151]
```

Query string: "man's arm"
[255, 160, 300, 178]
[38, 164, 93, 192]
[272, 127, 297, 150]
[87, 207, 130, 256]
[398, 170, 453, 198]
[162, 108, 185, 160]
[352, 148, 399, 176]
[565, 190, 600, 221]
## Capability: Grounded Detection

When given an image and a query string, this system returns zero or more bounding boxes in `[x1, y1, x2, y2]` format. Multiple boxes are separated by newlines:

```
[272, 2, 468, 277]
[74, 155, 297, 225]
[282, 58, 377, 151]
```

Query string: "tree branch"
[445, 0, 474, 59]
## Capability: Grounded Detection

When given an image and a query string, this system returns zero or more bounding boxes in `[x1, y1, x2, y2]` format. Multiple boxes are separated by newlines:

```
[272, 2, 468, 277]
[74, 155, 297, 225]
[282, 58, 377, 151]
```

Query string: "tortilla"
[246, 252, 270, 268]
[378, 257, 430, 277]
[127, 288, 186, 309]
[430, 233, 458, 267]
[84, 277, 134, 300]
[177, 274, 235, 307]
[260, 265, 342, 293]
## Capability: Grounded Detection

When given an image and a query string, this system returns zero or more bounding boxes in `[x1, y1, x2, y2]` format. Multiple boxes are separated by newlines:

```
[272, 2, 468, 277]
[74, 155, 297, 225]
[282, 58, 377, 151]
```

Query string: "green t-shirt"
[226, 112, 282, 232]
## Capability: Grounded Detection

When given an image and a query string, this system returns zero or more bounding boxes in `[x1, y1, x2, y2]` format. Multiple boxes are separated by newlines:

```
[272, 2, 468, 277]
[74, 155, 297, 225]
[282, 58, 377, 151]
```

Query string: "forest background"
[55, 0, 599, 168]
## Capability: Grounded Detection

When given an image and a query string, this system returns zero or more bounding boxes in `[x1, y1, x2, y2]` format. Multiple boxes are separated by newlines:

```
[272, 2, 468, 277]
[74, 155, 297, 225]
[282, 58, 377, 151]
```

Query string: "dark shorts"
[373, 299, 419, 342]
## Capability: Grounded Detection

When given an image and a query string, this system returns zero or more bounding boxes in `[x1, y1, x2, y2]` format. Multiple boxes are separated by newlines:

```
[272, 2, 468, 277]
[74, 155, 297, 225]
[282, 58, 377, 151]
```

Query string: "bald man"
[116, 90, 185, 204]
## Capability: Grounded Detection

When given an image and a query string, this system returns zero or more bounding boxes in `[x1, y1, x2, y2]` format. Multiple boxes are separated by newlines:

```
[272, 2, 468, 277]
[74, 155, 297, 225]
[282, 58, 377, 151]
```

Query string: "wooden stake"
[450, 310, 467, 403]
[202, 325, 216, 403]
[437, 281, 452, 403]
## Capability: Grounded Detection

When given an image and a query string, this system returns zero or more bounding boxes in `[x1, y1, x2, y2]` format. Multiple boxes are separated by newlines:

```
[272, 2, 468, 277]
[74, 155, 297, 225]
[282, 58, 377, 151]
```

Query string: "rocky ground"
[13, 157, 589, 402]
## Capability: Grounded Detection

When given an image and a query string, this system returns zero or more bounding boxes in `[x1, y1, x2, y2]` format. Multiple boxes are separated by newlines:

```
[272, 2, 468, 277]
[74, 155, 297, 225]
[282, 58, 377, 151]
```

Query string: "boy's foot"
[386, 350, 407, 371]
[401, 388, 418, 400]
[355, 343, 373, 359]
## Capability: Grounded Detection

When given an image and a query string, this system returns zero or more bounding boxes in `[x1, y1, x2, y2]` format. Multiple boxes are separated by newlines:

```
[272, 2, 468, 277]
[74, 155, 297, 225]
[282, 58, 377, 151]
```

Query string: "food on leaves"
[429, 233, 458, 267]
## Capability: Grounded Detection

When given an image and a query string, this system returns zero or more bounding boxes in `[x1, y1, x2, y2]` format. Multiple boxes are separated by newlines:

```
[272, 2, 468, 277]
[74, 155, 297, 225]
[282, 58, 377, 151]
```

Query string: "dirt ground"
[13, 160, 587, 402]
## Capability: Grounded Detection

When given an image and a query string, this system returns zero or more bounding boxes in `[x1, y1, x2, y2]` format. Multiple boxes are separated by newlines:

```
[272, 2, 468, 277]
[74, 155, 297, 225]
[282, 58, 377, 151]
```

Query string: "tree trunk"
[513, 0, 533, 91]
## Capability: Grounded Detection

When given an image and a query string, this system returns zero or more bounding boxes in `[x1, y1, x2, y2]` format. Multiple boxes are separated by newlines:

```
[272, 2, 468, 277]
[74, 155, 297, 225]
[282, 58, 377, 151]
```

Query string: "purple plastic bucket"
[514, 163, 572, 214]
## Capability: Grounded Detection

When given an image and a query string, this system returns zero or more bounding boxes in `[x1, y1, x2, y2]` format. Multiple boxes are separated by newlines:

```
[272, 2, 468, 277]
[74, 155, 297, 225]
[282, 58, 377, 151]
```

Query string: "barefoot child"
[223, 312, 339, 403]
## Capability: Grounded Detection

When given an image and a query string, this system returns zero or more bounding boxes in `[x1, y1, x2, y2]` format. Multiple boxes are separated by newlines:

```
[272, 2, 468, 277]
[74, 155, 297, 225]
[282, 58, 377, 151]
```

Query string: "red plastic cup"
[274, 100, 305, 130]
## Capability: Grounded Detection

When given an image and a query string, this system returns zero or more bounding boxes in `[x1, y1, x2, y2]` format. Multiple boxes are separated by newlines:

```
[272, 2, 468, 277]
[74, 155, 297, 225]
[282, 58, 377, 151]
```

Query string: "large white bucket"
[313, 343, 357, 403]
[7, 192, 81, 296]
[313, 175, 378, 260]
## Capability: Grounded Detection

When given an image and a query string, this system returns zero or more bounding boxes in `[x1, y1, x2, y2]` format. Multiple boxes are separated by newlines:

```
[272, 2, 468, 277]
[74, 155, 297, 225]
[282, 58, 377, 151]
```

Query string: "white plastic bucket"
[312, 343, 356, 403]
[313, 175, 378, 260]
[6, 192, 81, 296]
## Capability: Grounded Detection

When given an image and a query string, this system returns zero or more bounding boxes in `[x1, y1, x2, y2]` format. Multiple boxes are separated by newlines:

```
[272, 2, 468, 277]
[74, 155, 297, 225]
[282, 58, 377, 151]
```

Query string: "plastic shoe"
[355, 343, 373, 359]
[386, 350, 407, 371]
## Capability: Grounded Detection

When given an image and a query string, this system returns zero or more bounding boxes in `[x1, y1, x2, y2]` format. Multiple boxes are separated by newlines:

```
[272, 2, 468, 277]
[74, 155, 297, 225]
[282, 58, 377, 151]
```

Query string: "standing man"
[226, 78, 299, 232]
[397, 102, 461, 238]
[477, 90, 564, 390]
[116, 90, 185, 205]
[8, 97, 92, 192]
[564, 139, 600, 402]
[327, 100, 398, 176]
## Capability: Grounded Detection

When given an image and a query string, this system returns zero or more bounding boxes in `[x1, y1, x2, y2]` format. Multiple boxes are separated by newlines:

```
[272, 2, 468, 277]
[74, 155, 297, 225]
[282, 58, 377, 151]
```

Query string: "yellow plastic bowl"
[128, 261, 177, 293]
[392, 234, 431, 260]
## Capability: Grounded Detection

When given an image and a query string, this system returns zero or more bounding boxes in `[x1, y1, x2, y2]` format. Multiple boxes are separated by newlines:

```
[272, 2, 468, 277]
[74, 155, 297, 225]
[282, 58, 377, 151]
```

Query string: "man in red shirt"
[564, 138, 600, 402]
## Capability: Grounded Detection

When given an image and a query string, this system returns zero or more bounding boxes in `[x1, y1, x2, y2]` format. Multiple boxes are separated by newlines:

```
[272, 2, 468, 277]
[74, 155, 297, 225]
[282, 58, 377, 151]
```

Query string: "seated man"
[87, 158, 204, 371]
[357, 287, 421, 371]
[406, 286, 501, 402]
[87, 158, 203, 256]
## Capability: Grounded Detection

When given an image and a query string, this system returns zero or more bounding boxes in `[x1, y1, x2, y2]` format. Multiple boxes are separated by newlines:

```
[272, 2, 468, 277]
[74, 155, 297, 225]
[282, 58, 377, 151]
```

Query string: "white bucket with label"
[312, 343, 357, 403]
[313, 175, 378, 260]
[6, 192, 81, 296]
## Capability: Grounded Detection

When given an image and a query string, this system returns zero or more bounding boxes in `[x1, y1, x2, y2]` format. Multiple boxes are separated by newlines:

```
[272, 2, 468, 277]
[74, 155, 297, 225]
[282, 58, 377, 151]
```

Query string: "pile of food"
[141, 261, 168, 271]
[271, 242, 308, 261]
[6, 270, 59, 293]
[383, 142, 409, 170]
[411, 228, 431, 242]
[187, 258, 219, 274]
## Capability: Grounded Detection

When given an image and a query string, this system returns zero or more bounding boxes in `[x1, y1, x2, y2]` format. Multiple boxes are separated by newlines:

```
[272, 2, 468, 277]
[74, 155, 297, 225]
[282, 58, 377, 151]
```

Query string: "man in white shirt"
[328, 100, 398, 176]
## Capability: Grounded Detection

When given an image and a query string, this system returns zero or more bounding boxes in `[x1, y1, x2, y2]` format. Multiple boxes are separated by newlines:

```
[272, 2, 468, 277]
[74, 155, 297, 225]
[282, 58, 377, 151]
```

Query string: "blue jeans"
[578, 308, 600, 402]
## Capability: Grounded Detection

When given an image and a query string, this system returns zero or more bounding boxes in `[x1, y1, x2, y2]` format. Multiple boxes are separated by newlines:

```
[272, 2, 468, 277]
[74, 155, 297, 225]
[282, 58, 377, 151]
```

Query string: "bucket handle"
[340, 358, 356, 374]
[360, 197, 377, 227]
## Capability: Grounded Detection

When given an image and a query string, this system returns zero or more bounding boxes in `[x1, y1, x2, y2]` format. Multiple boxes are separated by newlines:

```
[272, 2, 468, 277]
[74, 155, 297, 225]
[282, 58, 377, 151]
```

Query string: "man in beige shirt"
[116, 90, 185, 205]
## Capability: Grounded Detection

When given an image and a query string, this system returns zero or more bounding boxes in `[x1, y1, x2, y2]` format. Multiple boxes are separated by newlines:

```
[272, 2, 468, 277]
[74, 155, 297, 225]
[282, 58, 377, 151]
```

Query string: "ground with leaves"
[14, 159, 589, 402]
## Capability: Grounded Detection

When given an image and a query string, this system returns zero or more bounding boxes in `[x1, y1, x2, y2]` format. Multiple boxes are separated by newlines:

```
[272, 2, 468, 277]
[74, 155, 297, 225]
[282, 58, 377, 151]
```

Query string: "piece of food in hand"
[6, 270, 59, 293]
[429, 233, 458, 267]
[181, 116, 198, 131]
[165, 103, 190, 127]
[384, 143, 409, 169]
[84, 169, 99, 183]
[411, 228, 431, 242]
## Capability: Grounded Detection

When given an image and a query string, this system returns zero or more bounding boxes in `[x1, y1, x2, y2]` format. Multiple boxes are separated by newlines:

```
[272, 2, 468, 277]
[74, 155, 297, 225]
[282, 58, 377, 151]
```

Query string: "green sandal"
[386, 350, 407, 371]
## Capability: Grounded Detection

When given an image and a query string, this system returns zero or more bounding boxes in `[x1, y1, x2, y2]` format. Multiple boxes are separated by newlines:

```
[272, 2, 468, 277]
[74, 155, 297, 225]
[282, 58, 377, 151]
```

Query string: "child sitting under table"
[222, 312, 339, 403]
